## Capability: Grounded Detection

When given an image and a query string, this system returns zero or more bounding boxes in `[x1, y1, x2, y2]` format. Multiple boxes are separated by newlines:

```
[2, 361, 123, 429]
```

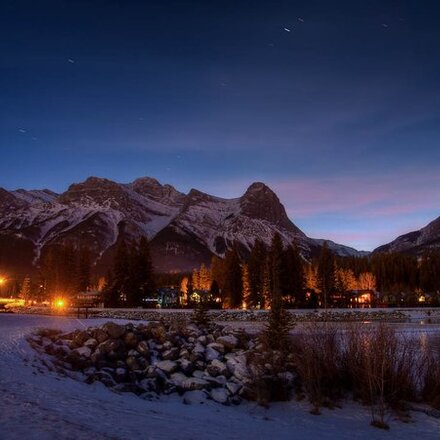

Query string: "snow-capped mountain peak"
[0, 176, 367, 274]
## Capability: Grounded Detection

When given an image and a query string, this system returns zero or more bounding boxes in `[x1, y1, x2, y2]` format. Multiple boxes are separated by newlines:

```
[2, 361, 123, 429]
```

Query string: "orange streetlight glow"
[54, 298, 66, 309]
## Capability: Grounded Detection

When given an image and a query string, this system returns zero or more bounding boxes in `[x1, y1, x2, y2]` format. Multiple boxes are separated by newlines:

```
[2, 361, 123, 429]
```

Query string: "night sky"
[1, 0, 440, 250]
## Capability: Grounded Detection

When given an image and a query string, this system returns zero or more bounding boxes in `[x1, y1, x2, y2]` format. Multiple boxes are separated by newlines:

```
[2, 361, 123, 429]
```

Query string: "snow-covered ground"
[1, 314, 439, 440]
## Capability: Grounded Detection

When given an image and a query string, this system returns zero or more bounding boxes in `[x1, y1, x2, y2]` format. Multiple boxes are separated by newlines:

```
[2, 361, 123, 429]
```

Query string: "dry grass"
[344, 324, 418, 428]
[290, 323, 430, 427]
[421, 335, 440, 409]
[291, 324, 345, 413]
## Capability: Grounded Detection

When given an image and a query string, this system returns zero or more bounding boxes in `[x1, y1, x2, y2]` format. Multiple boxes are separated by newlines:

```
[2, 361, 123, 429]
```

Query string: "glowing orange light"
[0, 277, 6, 285]
[54, 298, 66, 308]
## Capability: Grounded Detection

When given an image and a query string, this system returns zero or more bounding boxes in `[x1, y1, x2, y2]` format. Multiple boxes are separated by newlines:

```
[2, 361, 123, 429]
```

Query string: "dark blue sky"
[1, 0, 439, 250]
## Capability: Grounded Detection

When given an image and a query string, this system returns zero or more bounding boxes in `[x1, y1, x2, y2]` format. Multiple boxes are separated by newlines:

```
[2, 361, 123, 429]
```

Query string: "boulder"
[179, 348, 190, 359]
[192, 370, 205, 379]
[207, 342, 225, 354]
[193, 342, 205, 355]
[102, 322, 126, 339]
[92, 328, 109, 344]
[126, 356, 141, 371]
[182, 390, 208, 405]
[205, 346, 220, 362]
[182, 377, 209, 391]
[210, 388, 230, 405]
[170, 372, 188, 387]
[216, 335, 238, 351]
[197, 335, 207, 345]
[226, 381, 242, 395]
[84, 338, 98, 349]
[136, 340, 150, 357]
[162, 347, 179, 360]
[124, 332, 138, 348]
[156, 360, 178, 374]
[98, 338, 124, 354]
[93, 370, 116, 387]
[73, 331, 91, 347]
[226, 354, 249, 381]
[207, 359, 228, 377]
[204, 376, 226, 388]
[115, 367, 127, 382]
[73, 346, 91, 358]
[139, 378, 158, 393]
[179, 358, 194, 375]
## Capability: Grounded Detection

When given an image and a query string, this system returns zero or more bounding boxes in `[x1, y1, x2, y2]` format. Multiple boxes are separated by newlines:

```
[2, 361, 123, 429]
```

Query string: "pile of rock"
[92, 308, 409, 323]
[13, 306, 411, 323]
[27, 321, 270, 405]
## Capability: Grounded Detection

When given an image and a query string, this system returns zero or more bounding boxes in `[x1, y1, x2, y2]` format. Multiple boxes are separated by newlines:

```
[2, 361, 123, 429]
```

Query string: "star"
[284, 27, 292, 32]
[381, 23, 389, 28]
[298, 17, 305, 22]
[67, 58, 75, 63]
[19, 128, 26, 133]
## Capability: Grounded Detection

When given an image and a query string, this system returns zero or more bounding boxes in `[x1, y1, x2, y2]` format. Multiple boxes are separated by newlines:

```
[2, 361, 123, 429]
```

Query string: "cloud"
[273, 169, 440, 219]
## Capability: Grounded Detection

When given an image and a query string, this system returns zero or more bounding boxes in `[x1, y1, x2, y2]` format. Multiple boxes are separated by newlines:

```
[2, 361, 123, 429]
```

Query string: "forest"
[7, 233, 440, 309]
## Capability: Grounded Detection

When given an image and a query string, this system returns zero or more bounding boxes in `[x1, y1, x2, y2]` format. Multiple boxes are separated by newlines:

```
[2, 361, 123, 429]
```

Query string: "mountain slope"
[374, 216, 440, 255]
[0, 177, 366, 274]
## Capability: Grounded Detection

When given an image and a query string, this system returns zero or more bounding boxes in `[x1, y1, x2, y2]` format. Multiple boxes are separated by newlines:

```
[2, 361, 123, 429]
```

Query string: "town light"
[0, 277, 6, 285]
[54, 298, 66, 309]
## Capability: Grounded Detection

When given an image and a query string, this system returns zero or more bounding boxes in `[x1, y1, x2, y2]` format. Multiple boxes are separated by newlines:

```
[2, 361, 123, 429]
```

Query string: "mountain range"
[374, 216, 440, 255]
[0, 176, 437, 275]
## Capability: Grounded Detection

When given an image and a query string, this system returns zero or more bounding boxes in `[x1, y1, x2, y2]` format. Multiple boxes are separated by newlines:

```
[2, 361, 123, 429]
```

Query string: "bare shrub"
[421, 335, 440, 409]
[344, 324, 418, 429]
[292, 324, 345, 414]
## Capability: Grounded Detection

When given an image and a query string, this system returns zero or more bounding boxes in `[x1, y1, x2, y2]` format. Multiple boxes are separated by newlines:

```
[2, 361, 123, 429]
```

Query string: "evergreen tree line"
[181, 233, 306, 309]
[181, 240, 440, 309]
[336, 251, 440, 294]
[39, 245, 92, 298]
[104, 237, 155, 307]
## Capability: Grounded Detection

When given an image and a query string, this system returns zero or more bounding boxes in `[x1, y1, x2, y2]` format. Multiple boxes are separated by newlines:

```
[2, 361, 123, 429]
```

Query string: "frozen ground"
[1, 314, 439, 440]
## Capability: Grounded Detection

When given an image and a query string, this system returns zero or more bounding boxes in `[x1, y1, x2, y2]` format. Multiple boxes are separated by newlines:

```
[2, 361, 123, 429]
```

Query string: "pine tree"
[210, 279, 220, 300]
[284, 243, 305, 307]
[223, 248, 243, 308]
[263, 291, 292, 351]
[186, 276, 194, 303]
[104, 240, 129, 307]
[248, 239, 267, 308]
[180, 276, 189, 305]
[242, 263, 251, 308]
[210, 255, 226, 291]
[199, 263, 211, 290]
[192, 268, 200, 290]
[317, 241, 335, 309]
[262, 261, 271, 309]
[269, 233, 285, 306]
[76, 247, 91, 292]
[127, 236, 155, 307]
[20, 277, 32, 303]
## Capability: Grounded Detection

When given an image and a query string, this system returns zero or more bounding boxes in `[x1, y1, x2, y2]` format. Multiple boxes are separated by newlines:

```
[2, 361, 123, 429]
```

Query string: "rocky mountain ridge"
[0, 176, 367, 274]
[374, 216, 440, 255]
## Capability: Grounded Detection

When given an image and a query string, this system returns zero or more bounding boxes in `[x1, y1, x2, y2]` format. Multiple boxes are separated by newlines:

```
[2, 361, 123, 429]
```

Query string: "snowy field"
[1, 314, 439, 440]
